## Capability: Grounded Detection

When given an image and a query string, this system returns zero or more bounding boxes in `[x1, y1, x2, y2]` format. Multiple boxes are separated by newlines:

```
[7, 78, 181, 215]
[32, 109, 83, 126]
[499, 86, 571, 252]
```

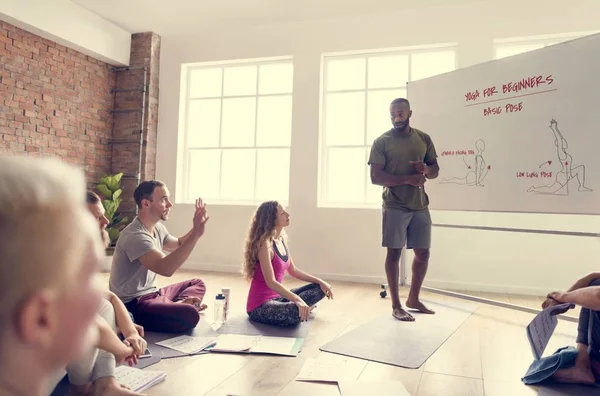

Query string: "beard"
[101, 229, 110, 248]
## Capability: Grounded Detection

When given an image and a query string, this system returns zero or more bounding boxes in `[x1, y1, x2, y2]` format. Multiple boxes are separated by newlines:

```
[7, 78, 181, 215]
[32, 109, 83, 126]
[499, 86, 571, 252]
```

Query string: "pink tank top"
[246, 240, 290, 312]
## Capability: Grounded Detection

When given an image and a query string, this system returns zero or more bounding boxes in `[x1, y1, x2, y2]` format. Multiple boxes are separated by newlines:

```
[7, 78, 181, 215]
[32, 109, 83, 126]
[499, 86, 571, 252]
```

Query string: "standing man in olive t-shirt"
[368, 98, 440, 322]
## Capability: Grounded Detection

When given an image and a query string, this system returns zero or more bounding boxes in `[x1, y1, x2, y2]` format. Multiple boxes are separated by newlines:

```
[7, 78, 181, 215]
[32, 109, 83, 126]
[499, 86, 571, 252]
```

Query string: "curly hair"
[242, 200, 282, 281]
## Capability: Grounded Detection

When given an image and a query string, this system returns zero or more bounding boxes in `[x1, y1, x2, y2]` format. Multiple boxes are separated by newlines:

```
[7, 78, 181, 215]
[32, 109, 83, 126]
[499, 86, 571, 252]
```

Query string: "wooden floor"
[98, 270, 580, 396]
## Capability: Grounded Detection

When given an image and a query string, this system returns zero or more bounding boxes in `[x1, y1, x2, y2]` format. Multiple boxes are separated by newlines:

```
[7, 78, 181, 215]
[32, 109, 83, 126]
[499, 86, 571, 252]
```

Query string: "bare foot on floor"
[553, 352, 596, 386]
[392, 307, 415, 322]
[178, 297, 208, 312]
[406, 299, 435, 314]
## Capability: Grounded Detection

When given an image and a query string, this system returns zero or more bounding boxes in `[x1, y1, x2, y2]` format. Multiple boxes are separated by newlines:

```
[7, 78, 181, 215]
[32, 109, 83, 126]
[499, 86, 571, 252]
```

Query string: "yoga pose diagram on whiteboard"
[440, 139, 489, 186]
[527, 119, 592, 195]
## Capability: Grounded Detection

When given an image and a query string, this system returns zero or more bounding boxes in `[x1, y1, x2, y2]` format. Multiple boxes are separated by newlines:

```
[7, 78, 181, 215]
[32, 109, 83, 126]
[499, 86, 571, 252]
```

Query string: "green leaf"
[103, 200, 117, 220]
[96, 184, 112, 200]
[112, 189, 122, 200]
[105, 173, 123, 192]
[108, 228, 121, 243]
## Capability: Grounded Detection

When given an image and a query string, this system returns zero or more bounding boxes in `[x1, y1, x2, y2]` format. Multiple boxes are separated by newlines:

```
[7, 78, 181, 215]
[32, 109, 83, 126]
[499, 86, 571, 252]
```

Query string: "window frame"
[317, 45, 457, 208]
[493, 31, 600, 59]
[178, 56, 294, 206]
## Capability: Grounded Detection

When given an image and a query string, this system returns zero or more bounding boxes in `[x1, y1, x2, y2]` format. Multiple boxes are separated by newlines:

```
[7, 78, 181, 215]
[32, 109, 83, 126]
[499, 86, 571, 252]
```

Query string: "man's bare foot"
[92, 377, 146, 396]
[392, 307, 415, 322]
[178, 297, 208, 312]
[553, 349, 595, 386]
[406, 299, 435, 314]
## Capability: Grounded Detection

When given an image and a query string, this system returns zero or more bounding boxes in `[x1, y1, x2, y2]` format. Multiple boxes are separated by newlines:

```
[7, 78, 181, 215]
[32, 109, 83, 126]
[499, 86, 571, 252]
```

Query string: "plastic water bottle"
[221, 287, 231, 319]
[214, 293, 226, 325]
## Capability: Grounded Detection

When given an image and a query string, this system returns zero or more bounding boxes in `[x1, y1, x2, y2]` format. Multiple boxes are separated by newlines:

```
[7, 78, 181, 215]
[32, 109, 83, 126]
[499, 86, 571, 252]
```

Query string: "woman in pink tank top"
[243, 201, 333, 326]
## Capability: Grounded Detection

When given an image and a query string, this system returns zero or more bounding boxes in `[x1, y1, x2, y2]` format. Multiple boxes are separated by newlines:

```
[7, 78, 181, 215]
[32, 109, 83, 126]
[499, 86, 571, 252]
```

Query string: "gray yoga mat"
[537, 382, 600, 395]
[145, 320, 219, 359]
[118, 353, 161, 369]
[319, 299, 478, 368]
[216, 313, 313, 338]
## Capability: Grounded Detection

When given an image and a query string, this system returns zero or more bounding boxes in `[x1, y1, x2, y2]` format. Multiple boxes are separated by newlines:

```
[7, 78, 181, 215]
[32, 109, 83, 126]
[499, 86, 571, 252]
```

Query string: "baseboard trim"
[183, 262, 546, 296]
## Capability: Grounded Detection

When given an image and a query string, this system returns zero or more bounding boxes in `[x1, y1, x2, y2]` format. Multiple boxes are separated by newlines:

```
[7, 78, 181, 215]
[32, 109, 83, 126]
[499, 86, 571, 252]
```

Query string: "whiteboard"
[407, 33, 600, 215]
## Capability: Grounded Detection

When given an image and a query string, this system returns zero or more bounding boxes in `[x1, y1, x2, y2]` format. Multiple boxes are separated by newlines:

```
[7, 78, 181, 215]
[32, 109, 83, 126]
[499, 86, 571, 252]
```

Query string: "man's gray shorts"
[382, 207, 432, 249]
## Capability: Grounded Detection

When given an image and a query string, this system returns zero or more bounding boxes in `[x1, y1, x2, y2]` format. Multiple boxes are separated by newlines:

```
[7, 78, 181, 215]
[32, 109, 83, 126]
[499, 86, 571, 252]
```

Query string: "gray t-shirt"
[109, 217, 172, 303]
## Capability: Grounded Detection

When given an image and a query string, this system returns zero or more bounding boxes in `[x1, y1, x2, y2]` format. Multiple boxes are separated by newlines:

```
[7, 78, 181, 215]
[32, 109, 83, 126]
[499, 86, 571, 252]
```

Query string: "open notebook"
[114, 365, 166, 393]
[209, 334, 304, 356]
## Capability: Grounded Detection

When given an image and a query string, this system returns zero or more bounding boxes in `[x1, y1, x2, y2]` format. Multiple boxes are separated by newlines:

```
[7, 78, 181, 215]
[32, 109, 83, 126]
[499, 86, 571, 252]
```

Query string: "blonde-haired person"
[0, 156, 103, 396]
[53, 191, 148, 396]
[243, 201, 333, 326]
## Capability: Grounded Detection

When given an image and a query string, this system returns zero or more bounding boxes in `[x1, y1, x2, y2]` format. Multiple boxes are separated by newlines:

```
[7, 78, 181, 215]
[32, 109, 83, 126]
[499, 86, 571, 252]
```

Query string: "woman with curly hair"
[243, 201, 333, 326]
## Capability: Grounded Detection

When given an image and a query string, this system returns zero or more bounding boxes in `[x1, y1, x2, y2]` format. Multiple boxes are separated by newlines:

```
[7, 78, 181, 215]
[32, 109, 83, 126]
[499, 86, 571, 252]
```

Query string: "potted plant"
[96, 172, 129, 249]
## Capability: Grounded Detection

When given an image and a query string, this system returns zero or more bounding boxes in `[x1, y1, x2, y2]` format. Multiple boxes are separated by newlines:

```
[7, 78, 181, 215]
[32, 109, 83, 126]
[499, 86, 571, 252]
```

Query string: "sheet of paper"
[296, 357, 353, 383]
[251, 336, 298, 355]
[155, 335, 216, 354]
[114, 366, 166, 393]
[210, 334, 258, 352]
[526, 303, 574, 360]
[338, 380, 411, 396]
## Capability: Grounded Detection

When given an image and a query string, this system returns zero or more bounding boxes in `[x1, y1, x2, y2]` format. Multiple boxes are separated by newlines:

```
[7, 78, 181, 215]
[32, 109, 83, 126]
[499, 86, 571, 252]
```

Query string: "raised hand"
[192, 198, 209, 237]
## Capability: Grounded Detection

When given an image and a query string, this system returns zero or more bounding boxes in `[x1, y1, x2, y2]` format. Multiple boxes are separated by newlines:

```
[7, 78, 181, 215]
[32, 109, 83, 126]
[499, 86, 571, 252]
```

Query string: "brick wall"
[0, 21, 115, 185]
[111, 32, 160, 214]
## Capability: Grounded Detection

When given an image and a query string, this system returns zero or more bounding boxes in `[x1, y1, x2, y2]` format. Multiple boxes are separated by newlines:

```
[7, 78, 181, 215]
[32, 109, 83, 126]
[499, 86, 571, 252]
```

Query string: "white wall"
[157, 0, 600, 295]
[0, 0, 131, 65]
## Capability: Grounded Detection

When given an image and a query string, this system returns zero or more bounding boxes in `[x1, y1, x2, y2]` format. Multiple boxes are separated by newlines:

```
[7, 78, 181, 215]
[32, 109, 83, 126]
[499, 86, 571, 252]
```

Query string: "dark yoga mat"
[537, 382, 600, 395]
[118, 353, 161, 369]
[145, 320, 219, 359]
[216, 313, 313, 338]
[319, 299, 478, 368]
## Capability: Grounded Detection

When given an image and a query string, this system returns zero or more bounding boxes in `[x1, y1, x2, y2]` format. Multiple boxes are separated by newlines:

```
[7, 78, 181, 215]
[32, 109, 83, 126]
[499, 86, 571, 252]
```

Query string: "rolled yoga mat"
[319, 299, 478, 369]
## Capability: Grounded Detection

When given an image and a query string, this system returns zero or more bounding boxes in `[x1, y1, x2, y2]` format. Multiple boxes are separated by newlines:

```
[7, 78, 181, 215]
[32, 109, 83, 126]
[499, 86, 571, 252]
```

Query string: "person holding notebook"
[55, 191, 148, 396]
[542, 272, 600, 385]
[0, 156, 103, 396]
[243, 201, 333, 326]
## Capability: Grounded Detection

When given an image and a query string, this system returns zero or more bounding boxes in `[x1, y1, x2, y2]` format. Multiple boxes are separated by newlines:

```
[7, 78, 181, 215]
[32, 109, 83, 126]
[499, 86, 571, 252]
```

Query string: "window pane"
[188, 149, 221, 200]
[366, 89, 405, 144]
[187, 99, 221, 148]
[326, 147, 366, 203]
[368, 55, 409, 89]
[221, 149, 255, 200]
[259, 63, 293, 94]
[495, 44, 544, 59]
[365, 147, 383, 204]
[221, 97, 256, 147]
[325, 92, 365, 146]
[255, 149, 290, 201]
[256, 95, 292, 147]
[189, 68, 222, 98]
[326, 58, 366, 91]
[410, 50, 456, 81]
[223, 65, 257, 96]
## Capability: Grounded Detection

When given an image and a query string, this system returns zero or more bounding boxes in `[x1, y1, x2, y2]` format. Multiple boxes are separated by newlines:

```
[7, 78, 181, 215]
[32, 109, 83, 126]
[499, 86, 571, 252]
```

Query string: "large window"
[494, 32, 597, 59]
[318, 47, 456, 207]
[180, 58, 293, 204]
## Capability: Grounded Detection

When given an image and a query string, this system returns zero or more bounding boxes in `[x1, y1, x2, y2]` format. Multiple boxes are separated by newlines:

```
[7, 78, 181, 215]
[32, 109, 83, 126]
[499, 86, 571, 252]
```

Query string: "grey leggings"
[248, 283, 325, 327]
[576, 278, 600, 360]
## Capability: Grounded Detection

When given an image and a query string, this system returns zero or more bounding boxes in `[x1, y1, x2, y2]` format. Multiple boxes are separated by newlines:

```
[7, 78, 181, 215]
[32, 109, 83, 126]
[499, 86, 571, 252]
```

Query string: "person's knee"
[589, 278, 600, 287]
[189, 278, 206, 291]
[173, 304, 200, 332]
[414, 248, 430, 262]
[386, 248, 402, 261]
